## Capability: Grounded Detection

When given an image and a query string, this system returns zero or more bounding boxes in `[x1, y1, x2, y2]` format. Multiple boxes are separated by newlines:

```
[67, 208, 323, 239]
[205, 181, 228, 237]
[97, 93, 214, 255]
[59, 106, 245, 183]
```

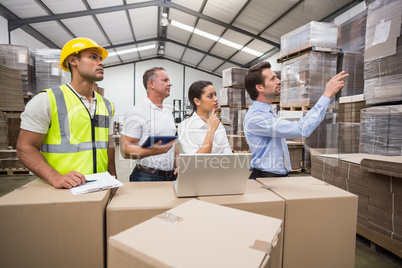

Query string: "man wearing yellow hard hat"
[17, 37, 117, 188]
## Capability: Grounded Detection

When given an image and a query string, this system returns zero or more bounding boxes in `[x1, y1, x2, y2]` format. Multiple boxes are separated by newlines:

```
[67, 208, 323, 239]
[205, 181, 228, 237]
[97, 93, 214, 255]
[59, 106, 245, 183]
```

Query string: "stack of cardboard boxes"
[359, 0, 402, 157]
[311, 153, 402, 258]
[278, 22, 340, 171]
[337, 9, 366, 97]
[220, 67, 251, 152]
[0, 65, 25, 112]
[280, 51, 338, 107]
[0, 49, 26, 151]
[35, 48, 69, 92]
[279, 21, 338, 58]
[0, 176, 358, 268]
[0, 44, 36, 95]
[360, 105, 402, 156]
[363, 0, 402, 106]
[338, 94, 366, 154]
[360, 156, 402, 246]
[0, 112, 8, 150]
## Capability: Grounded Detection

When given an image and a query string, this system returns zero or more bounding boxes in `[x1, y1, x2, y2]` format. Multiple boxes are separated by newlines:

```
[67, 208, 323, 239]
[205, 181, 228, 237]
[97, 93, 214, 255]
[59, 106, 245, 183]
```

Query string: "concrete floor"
[1, 147, 401, 267]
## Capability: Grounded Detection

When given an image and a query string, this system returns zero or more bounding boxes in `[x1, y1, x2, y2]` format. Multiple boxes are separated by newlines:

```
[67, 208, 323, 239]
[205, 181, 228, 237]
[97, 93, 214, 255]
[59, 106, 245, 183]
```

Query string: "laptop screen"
[175, 153, 252, 197]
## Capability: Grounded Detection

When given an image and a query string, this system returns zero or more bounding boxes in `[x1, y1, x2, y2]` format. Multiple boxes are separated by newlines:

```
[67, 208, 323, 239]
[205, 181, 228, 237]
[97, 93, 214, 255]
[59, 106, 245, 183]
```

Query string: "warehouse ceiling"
[0, 0, 363, 76]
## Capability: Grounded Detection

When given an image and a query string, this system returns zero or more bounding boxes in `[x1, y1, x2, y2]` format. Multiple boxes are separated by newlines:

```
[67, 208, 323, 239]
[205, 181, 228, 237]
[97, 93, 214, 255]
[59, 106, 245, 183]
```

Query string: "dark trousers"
[129, 166, 176, 182]
[249, 168, 289, 180]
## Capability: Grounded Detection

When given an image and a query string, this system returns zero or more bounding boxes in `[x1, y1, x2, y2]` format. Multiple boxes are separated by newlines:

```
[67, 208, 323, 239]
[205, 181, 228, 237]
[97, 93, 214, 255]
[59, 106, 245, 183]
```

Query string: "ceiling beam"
[8, 0, 162, 30]
[35, 0, 76, 39]
[196, 0, 252, 69]
[0, 3, 17, 20]
[81, 0, 123, 64]
[103, 37, 246, 68]
[245, 47, 280, 67]
[104, 56, 222, 78]
[163, 1, 279, 48]
[123, 0, 141, 60]
[212, 0, 304, 72]
[179, 0, 208, 62]
[7, 0, 279, 48]
[0, 3, 59, 48]
[320, 0, 364, 22]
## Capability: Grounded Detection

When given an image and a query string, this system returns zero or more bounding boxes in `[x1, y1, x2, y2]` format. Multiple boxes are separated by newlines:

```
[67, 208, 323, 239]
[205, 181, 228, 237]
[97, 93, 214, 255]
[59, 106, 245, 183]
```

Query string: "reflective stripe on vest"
[40, 85, 114, 175]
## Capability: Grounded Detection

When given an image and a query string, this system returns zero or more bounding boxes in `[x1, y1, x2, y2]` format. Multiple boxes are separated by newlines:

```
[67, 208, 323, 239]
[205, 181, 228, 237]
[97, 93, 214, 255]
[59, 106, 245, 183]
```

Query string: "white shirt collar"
[189, 112, 208, 129]
[144, 97, 163, 111]
[67, 83, 97, 101]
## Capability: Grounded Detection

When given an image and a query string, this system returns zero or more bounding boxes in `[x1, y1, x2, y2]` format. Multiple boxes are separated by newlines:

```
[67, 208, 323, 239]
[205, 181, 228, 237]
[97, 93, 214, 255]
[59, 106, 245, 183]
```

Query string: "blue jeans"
[129, 168, 176, 182]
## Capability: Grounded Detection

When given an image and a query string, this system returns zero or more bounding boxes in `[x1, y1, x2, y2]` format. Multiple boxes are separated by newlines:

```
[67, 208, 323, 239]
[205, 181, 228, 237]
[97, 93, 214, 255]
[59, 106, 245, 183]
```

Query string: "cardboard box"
[108, 199, 282, 268]
[106, 182, 194, 239]
[0, 179, 111, 268]
[257, 176, 358, 268]
[222, 67, 247, 88]
[199, 179, 285, 268]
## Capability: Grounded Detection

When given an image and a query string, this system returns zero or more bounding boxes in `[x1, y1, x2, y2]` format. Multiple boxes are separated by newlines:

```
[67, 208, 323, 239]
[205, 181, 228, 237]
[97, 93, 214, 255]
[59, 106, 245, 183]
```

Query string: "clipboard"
[141, 136, 177, 148]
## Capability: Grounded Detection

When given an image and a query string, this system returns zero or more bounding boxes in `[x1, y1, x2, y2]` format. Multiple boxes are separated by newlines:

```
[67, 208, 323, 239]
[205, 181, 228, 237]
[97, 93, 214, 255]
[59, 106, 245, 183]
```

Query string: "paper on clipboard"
[70, 171, 123, 195]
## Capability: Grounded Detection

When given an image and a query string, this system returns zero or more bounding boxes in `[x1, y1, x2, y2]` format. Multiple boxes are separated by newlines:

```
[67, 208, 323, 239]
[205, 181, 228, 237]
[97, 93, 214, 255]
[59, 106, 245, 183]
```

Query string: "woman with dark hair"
[178, 80, 232, 154]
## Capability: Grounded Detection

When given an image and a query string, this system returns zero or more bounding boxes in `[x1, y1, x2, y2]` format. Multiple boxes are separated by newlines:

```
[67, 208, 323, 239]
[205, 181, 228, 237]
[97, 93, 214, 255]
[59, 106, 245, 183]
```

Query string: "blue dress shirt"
[243, 96, 331, 175]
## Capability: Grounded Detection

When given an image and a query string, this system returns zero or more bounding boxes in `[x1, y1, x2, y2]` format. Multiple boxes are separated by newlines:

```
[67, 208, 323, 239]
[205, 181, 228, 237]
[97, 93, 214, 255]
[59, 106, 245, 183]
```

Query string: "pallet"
[0, 168, 32, 176]
[289, 168, 303, 174]
[280, 106, 312, 112]
[277, 46, 342, 63]
[357, 223, 402, 258]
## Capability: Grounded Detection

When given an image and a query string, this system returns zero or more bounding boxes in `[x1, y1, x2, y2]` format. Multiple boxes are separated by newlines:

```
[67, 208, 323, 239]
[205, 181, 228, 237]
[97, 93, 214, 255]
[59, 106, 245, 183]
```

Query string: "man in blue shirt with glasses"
[244, 61, 348, 179]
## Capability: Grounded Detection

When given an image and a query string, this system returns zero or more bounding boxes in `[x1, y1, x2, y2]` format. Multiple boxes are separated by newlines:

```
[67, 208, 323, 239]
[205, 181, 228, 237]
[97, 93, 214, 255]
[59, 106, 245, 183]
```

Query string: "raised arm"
[197, 108, 220, 153]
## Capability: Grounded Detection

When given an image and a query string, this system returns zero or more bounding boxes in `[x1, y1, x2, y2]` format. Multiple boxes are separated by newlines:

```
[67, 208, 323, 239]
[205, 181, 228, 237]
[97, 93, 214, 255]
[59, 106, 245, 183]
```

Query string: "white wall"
[265, 52, 282, 72]
[97, 64, 135, 124]
[0, 16, 8, 44]
[333, 1, 367, 26]
[1, 15, 49, 48]
[97, 59, 223, 123]
[10, 29, 49, 49]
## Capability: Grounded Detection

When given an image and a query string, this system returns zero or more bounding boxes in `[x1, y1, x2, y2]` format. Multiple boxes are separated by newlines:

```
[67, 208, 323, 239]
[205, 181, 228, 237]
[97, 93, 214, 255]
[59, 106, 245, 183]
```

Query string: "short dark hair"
[67, 52, 82, 80]
[188, 80, 213, 112]
[245, 61, 271, 100]
[143, 67, 165, 90]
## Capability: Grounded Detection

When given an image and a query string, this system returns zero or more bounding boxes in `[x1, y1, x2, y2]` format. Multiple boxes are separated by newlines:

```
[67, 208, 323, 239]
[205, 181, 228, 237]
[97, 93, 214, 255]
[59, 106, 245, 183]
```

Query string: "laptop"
[173, 153, 252, 197]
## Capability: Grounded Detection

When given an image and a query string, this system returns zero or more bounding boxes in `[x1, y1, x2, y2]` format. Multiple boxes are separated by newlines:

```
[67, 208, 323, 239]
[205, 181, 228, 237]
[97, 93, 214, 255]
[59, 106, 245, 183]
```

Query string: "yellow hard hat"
[60, 37, 108, 72]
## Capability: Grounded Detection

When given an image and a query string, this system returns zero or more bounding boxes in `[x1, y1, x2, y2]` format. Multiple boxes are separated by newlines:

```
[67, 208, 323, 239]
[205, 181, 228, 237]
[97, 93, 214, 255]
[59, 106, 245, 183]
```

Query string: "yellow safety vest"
[40, 84, 114, 175]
